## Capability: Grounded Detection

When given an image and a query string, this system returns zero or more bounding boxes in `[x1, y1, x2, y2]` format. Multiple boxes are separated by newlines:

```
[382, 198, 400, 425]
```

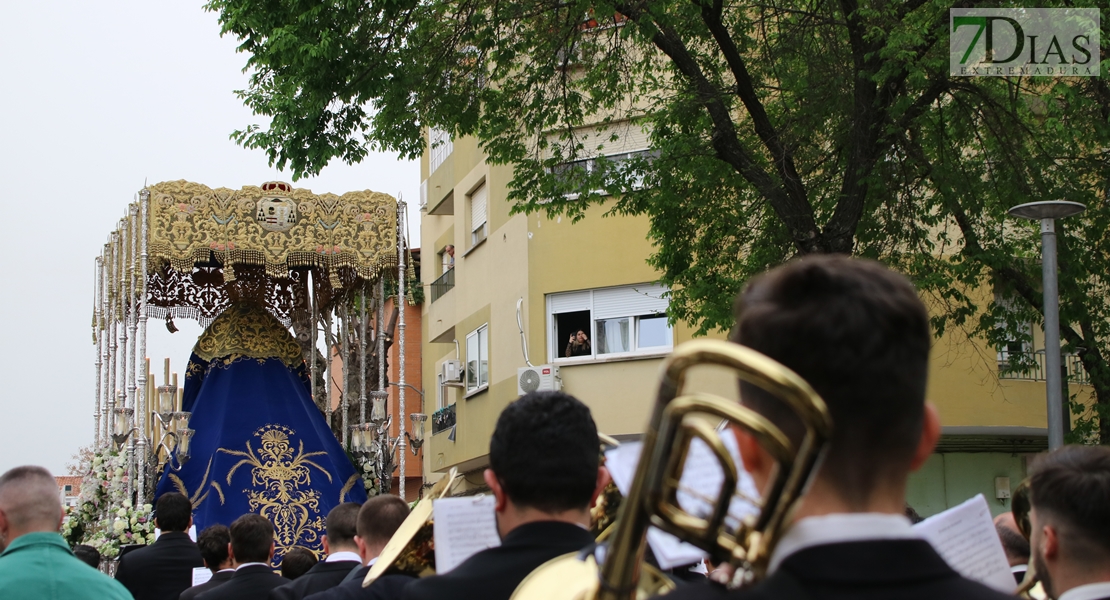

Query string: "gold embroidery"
[218, 425, 331, 562]
[193, 304, 303, 367]
[147, 180, 398, 287]
[338, 474, 361, 504]
[168, 457, 223, 509]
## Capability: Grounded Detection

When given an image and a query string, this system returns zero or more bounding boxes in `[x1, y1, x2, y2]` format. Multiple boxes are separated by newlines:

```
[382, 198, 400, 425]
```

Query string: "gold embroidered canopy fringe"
[147, 180, 398, 287]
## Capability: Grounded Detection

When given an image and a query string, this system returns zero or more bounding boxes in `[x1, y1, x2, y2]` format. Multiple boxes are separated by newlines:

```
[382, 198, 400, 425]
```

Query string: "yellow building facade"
[418, 132, 1092, 517]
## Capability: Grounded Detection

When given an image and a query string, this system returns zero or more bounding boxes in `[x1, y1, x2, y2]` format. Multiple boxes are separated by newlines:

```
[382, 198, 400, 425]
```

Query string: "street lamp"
[1007, 200, 1086, 450]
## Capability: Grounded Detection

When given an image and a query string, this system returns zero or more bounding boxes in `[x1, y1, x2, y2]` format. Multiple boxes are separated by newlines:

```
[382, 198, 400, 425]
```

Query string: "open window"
[548, 284, 672, 362]
[466, 324, 489, 395]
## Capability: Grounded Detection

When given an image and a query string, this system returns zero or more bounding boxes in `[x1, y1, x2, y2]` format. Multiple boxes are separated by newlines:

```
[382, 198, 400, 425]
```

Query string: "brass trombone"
[512, 339, 832, 600]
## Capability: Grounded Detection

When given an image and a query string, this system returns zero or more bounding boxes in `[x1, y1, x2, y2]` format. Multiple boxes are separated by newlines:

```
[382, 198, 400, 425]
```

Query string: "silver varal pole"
[325, 311, 334, 429]
[359, 283, 367, 426]
[340, 304, 350, 446]
[397, 200, 407, 499]
[1041, 218, 1065, 450]
[107, 233, 119, 453]
[310, 270, 318, 416]
[102, 246, 112, 449]
[94, 256, 103, 449]
[127, 207, 138, 501]
[136, 190, 150, 499]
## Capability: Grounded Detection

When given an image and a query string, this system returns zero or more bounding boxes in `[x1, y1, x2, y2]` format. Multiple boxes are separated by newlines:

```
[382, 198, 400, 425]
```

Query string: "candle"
[164, 358, 171, 388]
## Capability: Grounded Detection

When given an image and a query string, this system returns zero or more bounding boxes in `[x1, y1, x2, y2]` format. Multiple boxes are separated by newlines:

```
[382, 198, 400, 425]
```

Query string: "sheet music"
[433, 495, 502, 573]
[605, 435, 760, 569]
[913, 494, 1015, 593]
[190, 567, 212, 587]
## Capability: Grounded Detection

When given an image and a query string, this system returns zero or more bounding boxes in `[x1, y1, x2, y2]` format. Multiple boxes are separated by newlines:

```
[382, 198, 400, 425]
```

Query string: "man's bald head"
[0, 466, 64, 542]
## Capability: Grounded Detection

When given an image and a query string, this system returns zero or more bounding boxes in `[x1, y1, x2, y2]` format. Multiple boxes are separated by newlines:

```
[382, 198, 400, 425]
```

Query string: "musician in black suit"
[116, 492, 204, 600]
[1028, 445, 1110, 600]
[403, 391, 608, 600]
[270, 503, 363, 600]
[664, 256, 1014, 600]
[196, 514, 290, 600]
[994, 513, 1030, 585]
[180, 525, 234, 600]
[303, 494, 413, 600]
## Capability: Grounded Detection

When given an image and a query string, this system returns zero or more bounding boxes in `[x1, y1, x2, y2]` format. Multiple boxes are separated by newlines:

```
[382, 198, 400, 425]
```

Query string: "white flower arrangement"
[63, 448, 155, 558]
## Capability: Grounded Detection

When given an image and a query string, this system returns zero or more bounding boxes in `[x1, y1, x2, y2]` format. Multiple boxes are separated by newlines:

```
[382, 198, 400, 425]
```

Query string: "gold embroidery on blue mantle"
[218, 425, 331, 561]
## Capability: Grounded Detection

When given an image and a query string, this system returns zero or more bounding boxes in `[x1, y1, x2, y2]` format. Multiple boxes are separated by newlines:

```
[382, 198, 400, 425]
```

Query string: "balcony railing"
[997, 350, 1089, 385]
[430, 268, 454, 303]
[432, 404, 456, 435]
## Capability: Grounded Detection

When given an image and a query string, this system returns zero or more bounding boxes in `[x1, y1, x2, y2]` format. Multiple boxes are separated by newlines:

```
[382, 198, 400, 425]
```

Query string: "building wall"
[420, 135, 1091, 507]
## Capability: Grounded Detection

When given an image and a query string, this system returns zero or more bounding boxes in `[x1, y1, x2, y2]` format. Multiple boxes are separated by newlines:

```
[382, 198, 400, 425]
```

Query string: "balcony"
[430, 268, 455, 303]
[997, 350, 1089, 385]
[432, 403, 456, 435]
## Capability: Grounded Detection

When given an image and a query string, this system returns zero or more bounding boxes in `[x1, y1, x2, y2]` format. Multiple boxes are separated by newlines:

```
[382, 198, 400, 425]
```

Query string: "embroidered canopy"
[100, 180, 400, 327]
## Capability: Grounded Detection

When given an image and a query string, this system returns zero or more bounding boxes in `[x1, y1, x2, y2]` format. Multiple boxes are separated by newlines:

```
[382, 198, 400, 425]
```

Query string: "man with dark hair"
[271, 503, 363, 600]
[73, 544, 102, 569]
[667, 256, 1012, 600]
[304, 495, 412, 600]
[180, 525, 234, 600]
[116, 492, 204, 600]
[404, 390, 608, 600]
[994, 513, 1031, 585]
[1028, 445, 1110, 600]
[0, 465, 131, 600]
[281, 548, 320, 581]
[198, 514, 289, 600]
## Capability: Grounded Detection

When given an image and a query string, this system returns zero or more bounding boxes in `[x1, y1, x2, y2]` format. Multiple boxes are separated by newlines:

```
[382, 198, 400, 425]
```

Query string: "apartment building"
[418, 129, 1092, 517]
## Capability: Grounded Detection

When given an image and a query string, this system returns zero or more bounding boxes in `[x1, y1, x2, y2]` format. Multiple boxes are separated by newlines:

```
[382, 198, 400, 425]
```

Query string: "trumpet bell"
[513, 340, 831, 600]
[363, 467, 459, 586]
[512, 550, 676, 600]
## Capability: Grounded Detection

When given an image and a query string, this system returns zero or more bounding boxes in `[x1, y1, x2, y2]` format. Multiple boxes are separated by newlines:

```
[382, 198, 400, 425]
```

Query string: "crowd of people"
[1, 256, 1108, 600]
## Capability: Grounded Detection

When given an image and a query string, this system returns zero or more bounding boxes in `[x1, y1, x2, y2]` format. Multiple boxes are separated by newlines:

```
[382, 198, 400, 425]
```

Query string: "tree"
[207, 0, 1110, 442]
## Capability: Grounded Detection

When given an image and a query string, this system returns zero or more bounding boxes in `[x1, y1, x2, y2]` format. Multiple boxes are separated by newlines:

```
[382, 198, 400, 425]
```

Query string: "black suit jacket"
[269, 560, 361, 600]
[196, 564, 291, 600]
[115, 532, 205, 600]
[179, 570, 234, 600]
[663, 539, 1016, 600]
[403, 520, 596, 600]
[303, 567, 415, 600]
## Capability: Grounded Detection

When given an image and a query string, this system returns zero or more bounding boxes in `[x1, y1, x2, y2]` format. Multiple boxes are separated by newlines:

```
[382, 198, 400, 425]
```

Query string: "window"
[548, 284, 672, 361]
[466, 325, 489, 394]
[469, 183, 488, 247]
[429, 128, 453, 173]
[546, 122, 656, 199]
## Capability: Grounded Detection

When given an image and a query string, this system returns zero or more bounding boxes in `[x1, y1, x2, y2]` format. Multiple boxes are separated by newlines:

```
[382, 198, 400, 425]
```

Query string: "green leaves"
[214, 0, 1110, 440]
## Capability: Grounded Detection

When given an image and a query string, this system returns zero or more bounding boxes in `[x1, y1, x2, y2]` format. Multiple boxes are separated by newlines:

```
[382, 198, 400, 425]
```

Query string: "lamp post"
[1007, 200, 1086, 450]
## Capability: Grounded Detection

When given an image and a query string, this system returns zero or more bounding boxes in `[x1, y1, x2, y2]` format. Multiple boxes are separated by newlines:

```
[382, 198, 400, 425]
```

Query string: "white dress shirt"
[235, 561, 272, 570]
[1059, 582, 1110, 600]
[768, 513, 917, 574]
[325, 551, 362, 563]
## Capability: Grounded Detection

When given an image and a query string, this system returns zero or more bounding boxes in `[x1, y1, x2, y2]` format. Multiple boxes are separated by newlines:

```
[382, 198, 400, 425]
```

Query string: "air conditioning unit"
[441, 360, 463, 384]
[517, 365, 561, 396]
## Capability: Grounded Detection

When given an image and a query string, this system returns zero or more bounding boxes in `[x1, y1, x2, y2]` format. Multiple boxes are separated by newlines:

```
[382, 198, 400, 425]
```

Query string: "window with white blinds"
[547, 283, 672, 361]
[469, 183, 488, 246]
[429, 128, 453, 173]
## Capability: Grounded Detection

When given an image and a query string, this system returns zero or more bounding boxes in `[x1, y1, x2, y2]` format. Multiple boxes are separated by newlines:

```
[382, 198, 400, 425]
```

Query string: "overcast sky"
[0, 2, 419, 476]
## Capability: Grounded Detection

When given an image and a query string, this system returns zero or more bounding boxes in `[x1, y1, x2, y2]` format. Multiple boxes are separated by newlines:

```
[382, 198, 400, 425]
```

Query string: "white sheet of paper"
[433, 495, 502, 574]
[154, 524, 197, 542]
[913, 494, 1015, 593]
[191, 567, 212, 587]
[605, 435, 760, 569]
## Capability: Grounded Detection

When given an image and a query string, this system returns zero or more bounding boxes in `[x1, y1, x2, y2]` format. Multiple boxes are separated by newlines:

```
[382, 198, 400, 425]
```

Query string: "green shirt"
[0, 532, 133, 600]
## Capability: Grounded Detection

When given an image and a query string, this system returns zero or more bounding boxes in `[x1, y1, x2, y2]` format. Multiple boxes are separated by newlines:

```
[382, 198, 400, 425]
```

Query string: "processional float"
[90, 180, 425, 566]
